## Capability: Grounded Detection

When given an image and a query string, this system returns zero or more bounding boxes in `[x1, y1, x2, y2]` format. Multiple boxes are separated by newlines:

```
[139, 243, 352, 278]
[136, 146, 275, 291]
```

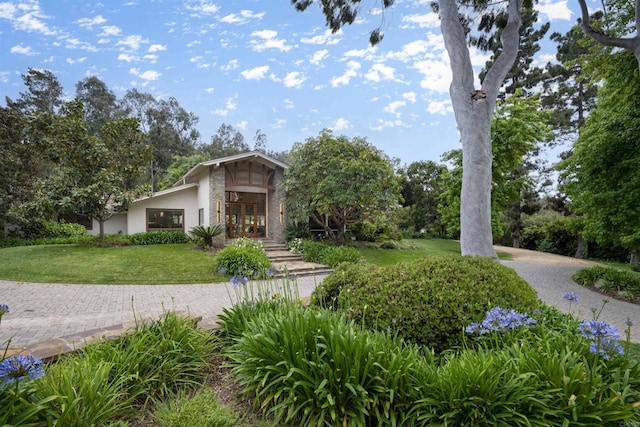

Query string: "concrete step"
[263, 243, 288, 251]
[270, 260, 333, 278]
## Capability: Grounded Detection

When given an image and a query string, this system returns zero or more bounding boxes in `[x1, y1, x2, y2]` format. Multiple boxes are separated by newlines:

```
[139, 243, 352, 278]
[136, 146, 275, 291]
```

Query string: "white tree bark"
[577, 0, 640, 69]
[439, 0, 522, 257]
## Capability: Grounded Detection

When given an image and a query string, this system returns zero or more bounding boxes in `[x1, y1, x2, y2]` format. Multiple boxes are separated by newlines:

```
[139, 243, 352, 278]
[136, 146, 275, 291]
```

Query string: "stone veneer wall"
[208, 165, 226, 246]
[268, 166, 287, 243]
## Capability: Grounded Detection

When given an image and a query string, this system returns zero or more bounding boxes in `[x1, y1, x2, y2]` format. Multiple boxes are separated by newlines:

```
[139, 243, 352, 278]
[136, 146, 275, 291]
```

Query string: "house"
[87, 151, 289, 243]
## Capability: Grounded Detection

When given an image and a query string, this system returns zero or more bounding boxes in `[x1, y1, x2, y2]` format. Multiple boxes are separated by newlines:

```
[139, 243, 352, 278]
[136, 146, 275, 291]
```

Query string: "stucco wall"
[87, 213, 127, 235]
[127, 186, 199, 234]
[197, 170, 210, 226]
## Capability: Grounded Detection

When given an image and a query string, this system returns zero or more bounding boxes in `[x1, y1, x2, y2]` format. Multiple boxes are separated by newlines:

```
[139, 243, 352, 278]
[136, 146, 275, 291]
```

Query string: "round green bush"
[334, 256, 539, 352]
[213, 245, 271, 278]
[311, 262, 375, 310]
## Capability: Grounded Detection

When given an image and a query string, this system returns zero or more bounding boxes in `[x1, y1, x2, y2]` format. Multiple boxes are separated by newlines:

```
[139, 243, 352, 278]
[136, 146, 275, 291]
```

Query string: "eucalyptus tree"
[292, 0, 526, 257]
[75, 76, 120, 135]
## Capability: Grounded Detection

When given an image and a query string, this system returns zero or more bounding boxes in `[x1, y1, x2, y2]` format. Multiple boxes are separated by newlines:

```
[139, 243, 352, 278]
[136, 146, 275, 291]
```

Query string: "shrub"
[285, 222, 311, 240]
[300, 240, 363, 267]
[335, 256, 539, 352]
[128, 231, 190, 245]
[226, 303, 430, 427]
[311, 262, 374, 310]
[573, 266, 640, 303]
[380, 240, 398, 249]
[77, 234, 132, 247]
[213, 245, 271, 278]
[188, 224, 225, 247]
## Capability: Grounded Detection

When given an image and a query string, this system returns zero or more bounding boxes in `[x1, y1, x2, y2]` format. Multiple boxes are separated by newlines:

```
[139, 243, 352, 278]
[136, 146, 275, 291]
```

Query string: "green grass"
[356, 239, 512, 266]
[0, 244, 226, 284]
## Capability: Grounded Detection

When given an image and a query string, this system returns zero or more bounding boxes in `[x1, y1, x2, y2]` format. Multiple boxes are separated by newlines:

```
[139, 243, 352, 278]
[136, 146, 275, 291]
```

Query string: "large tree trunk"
[439, 0, 521, 257]
[99, 219, 105, 240]
[575, 233, 587, 259]
[631, 251, 640, 270]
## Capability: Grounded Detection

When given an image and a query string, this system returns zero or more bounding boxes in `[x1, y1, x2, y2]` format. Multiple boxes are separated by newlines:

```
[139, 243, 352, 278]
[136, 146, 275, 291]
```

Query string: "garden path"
[0, 247, 637, 351]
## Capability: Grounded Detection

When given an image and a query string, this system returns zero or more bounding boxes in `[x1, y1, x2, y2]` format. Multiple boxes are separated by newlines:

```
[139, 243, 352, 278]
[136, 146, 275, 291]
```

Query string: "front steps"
[260, 240, 333, 278]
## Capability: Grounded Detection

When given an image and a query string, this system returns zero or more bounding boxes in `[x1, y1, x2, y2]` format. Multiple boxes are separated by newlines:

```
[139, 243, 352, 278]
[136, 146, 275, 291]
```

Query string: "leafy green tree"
[158, 153, 207, 190]
[561, 52, 640, 267]
[12, 68, 64, 114]
[285, 130, 400, 244]
[292, 0, 525, 257]
[75, 76, 120, 135]
[200, 123, 250, 159]
[23, 99, 152, 239]
[399, 161, 447, 234]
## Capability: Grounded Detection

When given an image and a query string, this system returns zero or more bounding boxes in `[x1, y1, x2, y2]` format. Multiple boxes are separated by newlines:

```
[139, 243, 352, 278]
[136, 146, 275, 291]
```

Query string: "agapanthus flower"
[465, 307, 537, 334]
[590, 338, 625, 360]
[626, 318, 633, 327]
[562, 292, 579, 303]
[0, 304, 8, 317]
[217, 266, 227, 274]
[0, 355, 45, 386]
[578, 319, 621, 340]
[230, 275, 249, 288]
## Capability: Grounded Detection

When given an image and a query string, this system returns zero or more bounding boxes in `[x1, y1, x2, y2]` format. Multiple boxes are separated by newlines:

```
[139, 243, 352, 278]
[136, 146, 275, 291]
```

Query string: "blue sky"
[1, 0, 580, 165]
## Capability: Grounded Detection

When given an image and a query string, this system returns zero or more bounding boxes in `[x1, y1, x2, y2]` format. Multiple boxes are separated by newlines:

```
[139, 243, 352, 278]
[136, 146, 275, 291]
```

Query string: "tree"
[285, 130, 400, 244]
[12, 68, 64, 114]
[75, 76, 119, 135]
[399, 161, 447, 233]
[158, 153, 207, 190]
[26, 99, 152, 239]
[292, 0, 524, 257]
[561, 52, 640, 267]
[201, 123, 250, 159]
[577, 0, 640, 69]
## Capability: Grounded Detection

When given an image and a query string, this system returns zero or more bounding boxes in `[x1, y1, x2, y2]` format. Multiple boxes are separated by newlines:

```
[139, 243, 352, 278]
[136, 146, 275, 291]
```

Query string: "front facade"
[89, 152, 289, 243]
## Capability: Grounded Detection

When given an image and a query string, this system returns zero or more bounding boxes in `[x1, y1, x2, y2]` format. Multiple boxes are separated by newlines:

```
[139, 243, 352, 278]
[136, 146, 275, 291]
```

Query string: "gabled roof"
[137, 182, 198, 202]
[175, 151, 289, 187]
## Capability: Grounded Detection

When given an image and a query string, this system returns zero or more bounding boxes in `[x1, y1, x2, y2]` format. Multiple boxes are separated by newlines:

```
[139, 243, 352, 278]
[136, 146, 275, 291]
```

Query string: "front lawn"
[0, 244, 226, 284]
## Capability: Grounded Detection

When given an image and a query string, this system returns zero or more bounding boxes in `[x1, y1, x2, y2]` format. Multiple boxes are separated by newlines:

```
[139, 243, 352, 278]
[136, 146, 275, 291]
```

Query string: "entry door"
[228, 203, 266, 238]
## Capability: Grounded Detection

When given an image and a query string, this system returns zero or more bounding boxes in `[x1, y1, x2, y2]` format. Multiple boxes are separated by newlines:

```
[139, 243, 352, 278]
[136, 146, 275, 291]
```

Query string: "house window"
[198, 208, 204, 226]
[147, 209, 184, 231]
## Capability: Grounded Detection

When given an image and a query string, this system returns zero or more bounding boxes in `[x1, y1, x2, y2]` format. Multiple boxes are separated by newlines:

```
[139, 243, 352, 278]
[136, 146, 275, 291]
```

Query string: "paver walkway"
[0, 248, 638, 349]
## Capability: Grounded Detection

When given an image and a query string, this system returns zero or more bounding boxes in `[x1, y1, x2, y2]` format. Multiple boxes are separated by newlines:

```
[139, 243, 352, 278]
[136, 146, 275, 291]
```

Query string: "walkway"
[0, 249, 638, 350]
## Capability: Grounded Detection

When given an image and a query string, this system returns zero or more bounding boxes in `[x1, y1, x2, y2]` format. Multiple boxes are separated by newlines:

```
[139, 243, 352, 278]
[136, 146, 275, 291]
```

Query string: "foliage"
[398, 161, 448, 234]
[213, 245, 271, 278]
[150, 387, 239, 427]
[285, 129, 400, 244]
[311, 262, 373, 310]
[520, 211, 578, 256]
[561, 51, 640, 264]
[350, 218, 399, 242]
[77, 234, 132, 247]
[286, 237, 304, 254]
[284, 221, 311, 240]
[128, 231, 191, 245]
[189, 225, 225, 247]
[4, 219, 87, 240]
[299, 240, 363, 267]
[334, 256, 539, 352]
[573, 266, 640, 303]
[226, 303, 429, 427]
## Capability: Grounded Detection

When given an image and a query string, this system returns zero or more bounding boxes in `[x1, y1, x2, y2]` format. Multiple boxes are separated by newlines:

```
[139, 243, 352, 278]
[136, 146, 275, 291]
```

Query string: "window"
[198, 208, 204, 226]
[147, 209, 184, 231]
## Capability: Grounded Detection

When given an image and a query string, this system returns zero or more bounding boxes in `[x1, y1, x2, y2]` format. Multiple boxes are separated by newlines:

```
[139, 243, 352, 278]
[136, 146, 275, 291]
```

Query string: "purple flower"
[578, 319, 621, 340]
[465, 307, 537, 334]
[562, 292, 579, 303]
[230, 275, 249, 288]
[0, 304, 8, 316]
[0, 355, 45, 386]
[589, 338, 625, 360]
[626, 318, 633, 327]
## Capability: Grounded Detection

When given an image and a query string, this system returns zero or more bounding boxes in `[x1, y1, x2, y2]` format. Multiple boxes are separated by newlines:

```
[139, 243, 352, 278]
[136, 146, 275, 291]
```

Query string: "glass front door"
[227, 198, 266, 238]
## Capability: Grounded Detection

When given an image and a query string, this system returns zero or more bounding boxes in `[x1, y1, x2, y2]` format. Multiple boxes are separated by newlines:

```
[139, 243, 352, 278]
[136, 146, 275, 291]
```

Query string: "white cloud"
[364, 63, 400, 83]
[427, 99, 453, 115]
[403, 92, 417, 103]
[220, 59, 239, 71]
[118, 53, 137, 62]
[283, 71, 306, 88]
[225, 96, 238, 110]
[536, 0, 572, 20]
[205, 87, 215, 93]
[212, 109, 228, 117]
[100, 25, 121, 36]
[240, 65, 270, 80]
[332, 117, 352, 131]
[76, 15, 106, 28]
[413, 56, 451, 94]
[10, 44, 36, 55]
[284, 99, 295, 109]
[250, 30, 293, 52]
[148, 44, 167, 52]
[401, 13, 439, 29]
[130, 68, 161, 80]
[2, 2, 57, 36]
[66, 57, 87, 64]
[310, 49, 329, 66]
[370, 119, 404, 131]
[186, 2, 219, 15]
[343, 46, 377, 60]
[236, 120, 248, 130]
[64, 37, 98, 52]
[331, 60, 360, 87]
[117, 35, 148, 51]
[384, 100, 406, 117]
[272, 118, 287, 129]
[0, 71, 9, 83]
[143, 54, 158, 62]
[301, 29, 342, 45]
[219, 10, 265, 24]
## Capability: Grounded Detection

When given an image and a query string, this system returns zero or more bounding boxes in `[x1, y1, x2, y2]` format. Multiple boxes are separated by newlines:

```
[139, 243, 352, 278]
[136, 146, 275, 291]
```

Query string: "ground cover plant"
[574, 266, 640, 303]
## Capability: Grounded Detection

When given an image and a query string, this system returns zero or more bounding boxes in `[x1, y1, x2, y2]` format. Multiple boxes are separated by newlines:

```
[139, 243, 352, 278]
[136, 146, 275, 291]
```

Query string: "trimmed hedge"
[300, 240, 362, 267]
[573, 266, 640, 304]
[128, 231, 190, 245]
[313, 256, 539, 352]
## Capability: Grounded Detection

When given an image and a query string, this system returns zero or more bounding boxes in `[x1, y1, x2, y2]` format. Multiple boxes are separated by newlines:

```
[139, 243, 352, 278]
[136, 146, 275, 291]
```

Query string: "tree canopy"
[285, 130, 400, 244]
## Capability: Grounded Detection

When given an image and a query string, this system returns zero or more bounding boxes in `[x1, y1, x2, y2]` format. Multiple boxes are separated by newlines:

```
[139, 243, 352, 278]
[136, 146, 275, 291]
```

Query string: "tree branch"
[576, 0, 638, 51]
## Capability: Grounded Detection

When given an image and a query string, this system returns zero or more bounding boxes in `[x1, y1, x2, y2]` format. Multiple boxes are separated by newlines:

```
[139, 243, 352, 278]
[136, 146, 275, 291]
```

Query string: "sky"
[0, 0, 584, 165]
